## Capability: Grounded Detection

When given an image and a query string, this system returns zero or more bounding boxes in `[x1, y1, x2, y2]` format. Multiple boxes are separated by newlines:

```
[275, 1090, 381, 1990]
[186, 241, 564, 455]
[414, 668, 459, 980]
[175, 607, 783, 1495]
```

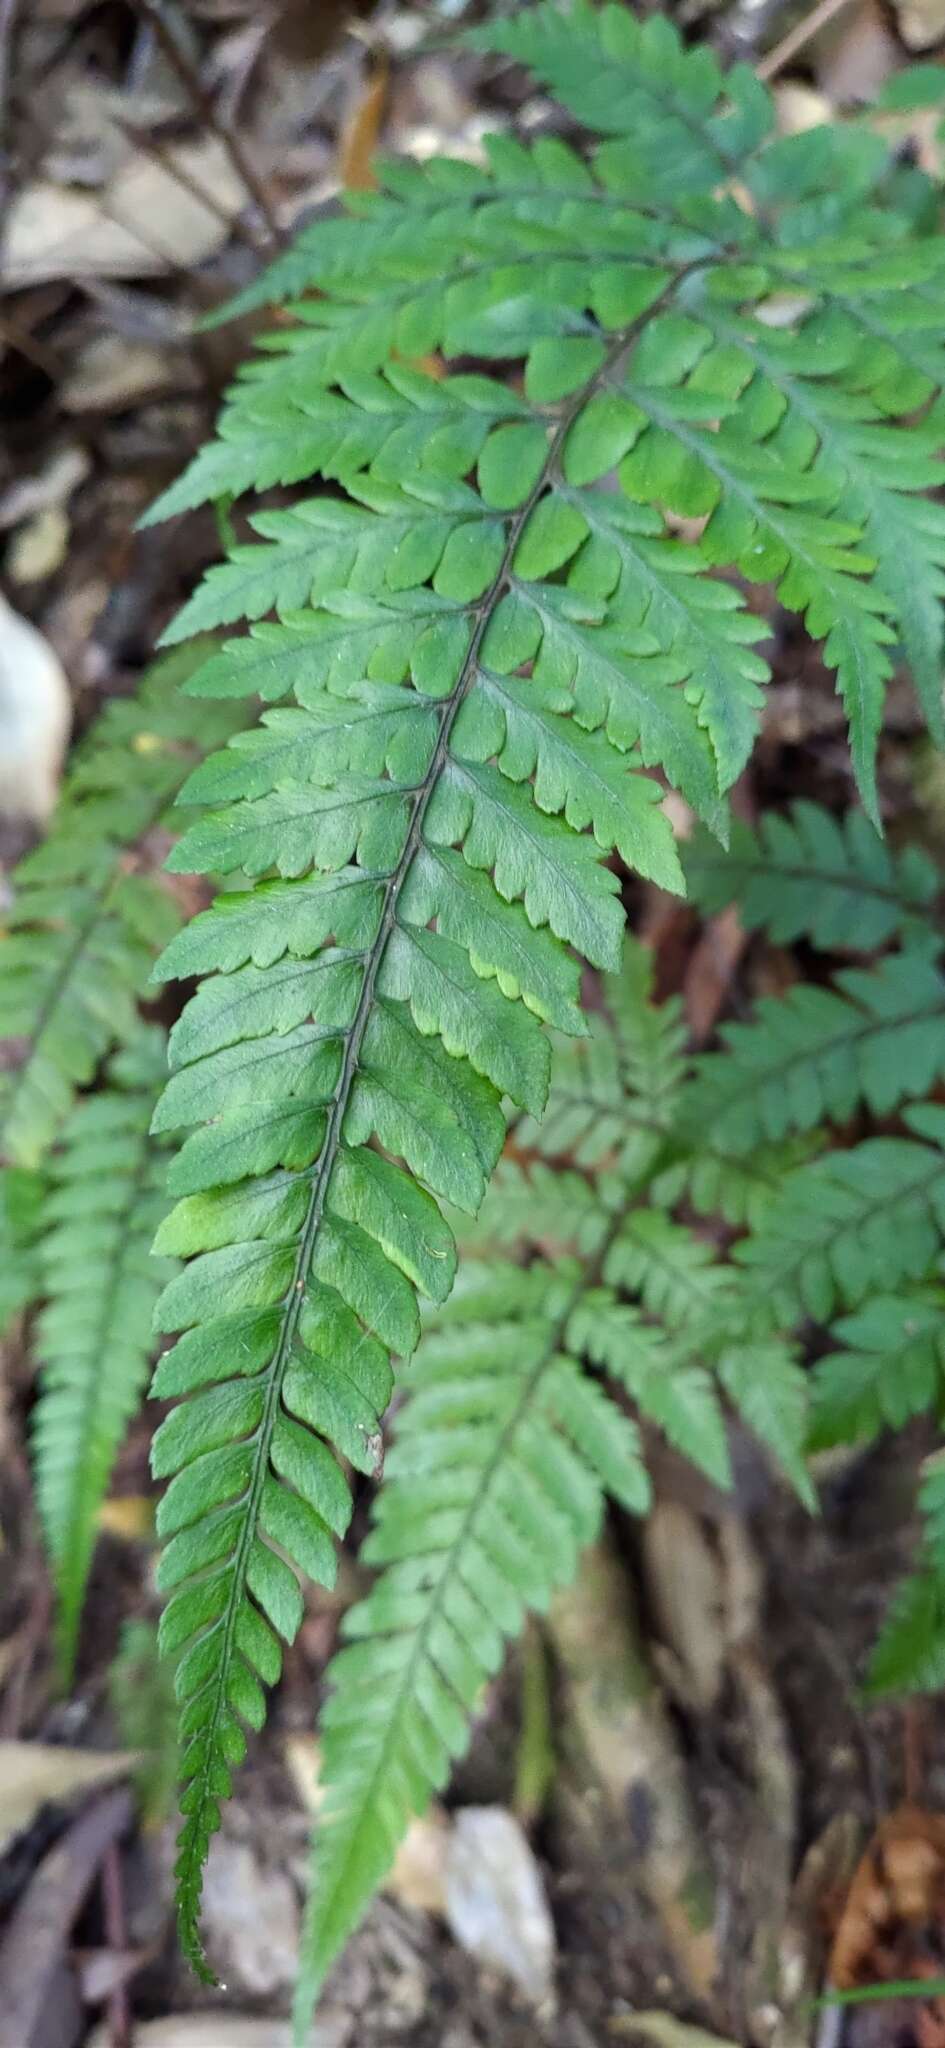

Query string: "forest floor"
[4, 3, 945, 2046]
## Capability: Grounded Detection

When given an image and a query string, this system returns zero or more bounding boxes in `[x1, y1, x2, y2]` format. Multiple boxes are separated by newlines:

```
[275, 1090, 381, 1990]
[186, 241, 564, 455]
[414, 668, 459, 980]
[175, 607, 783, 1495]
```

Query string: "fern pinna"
[31, 1031, 173, 1681]
[0, 651, 237, 1669]
[683, 803, 945, 1690]
[141, 0, 945, 2007]
[298, 937, 811, 2017]
[0, 644, 238, 1176]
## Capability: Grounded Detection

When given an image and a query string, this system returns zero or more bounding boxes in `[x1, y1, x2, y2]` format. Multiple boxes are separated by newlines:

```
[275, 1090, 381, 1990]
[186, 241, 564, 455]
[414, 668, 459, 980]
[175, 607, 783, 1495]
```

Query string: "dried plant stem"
[756, 0, 857, 81]
[549, 1537, 720, 2009]
[113, 116, 264, 254]
[131, 0, 283, 244]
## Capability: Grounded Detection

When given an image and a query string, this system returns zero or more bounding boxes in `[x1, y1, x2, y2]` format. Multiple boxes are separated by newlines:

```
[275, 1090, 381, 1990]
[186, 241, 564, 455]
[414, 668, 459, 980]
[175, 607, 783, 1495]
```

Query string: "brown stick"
[756, 0, 857, 81]
[102, 1841, 131, 2048]
[111, 114, 265, 254]
[548, 1537, 721, 2010]
[0, 1789, 133, 2048]
[131, 0, 283, 244]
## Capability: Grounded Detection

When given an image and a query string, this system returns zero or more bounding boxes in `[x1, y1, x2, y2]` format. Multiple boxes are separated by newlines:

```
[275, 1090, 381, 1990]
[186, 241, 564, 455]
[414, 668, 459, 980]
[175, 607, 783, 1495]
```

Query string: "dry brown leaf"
[5, 507, 69, 584]
[340, 65, 389, 191]
[1, 138, 244, 286]
[611, 2015, 740, 2048]
[0, 1742, 135, 1858]
[814, 0, 898, 102]
[61, 335, 178, 413]
[890, 0, 945, 48]
[97, 1494, 154, 1541]
[684, 903, 747, 1046]
[828, 1803, 945, 1991]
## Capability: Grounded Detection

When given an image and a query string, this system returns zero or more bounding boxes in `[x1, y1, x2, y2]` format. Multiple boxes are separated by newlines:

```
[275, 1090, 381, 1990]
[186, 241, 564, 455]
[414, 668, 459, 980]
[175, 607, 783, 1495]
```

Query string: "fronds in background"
[0, 648, 238, 1674]
[298, 939, 810, 2012]
[685, 802, 939, 951]
[30, 1030, 173, 1681]
[0, 643, 239, 1174]
[110, 1616, 181, 1828]
[688, 802, 945, 1692]
[0, 1166, 44, 1339]
[304, 791, 945, 2004]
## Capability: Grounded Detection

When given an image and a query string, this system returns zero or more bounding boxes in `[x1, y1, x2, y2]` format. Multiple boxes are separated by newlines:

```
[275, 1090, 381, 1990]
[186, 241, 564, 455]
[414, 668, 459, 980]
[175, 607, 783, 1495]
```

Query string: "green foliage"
[868, 1454, 945, 1695]
[135, 0, 945, 2010]
[0, 644, 239, 1173]
[30, 1030, 173, 1682]
[110, 1617, 181, 1828]
[0, 1166, 44, 1338]
[0, 650, 238, 1678]
[684, 801, 938, 951]
[681, 956, 945, 1153]
[691, 797, 945, 1695]
[298, 939, 810, 2016]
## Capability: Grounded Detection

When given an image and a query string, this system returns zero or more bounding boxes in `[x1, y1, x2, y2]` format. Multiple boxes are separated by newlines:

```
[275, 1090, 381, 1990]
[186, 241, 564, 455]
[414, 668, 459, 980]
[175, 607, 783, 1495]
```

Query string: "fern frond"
[515, 938, 686, 1170]
[737, 1104, 945, 1319]
[30, 1031, 172, 1681]
[0, 1165, 44, 1336]
[480, 2, 772, 188]
[0, 647, 239, 1171]
[684, 801, 938, 952]
[869, 1452, 945, 1694]
[809, 1291, 945, 1448]
[140, 0, 945, 1985]
[692, 301, 945, 739]
[680, 955, 945, 1153]
[295, 1237, 648, 2014]
[651, 1134, 818, 1229]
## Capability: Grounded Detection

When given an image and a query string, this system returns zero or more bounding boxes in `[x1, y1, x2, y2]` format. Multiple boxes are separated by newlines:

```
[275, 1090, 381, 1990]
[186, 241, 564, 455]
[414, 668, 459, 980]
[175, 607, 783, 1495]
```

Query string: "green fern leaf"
[715, 1343, 813, 1506]
[31, 1031, 172, 1680]
[809, 1292, 945, 1448]
[515, 938, 686, 1170]
[295, 1243, 648, 2016]
[869, 1454, 945, 1694]
[0, 647, 240, 1171]
[680, 955, 945, 1153]
[140, 0, 945, 1992]
[0, 1165, 44, 1336]
[867, 1566, 945, 1696]
[737, 1105, 945, 1319]
[684, 800, 938, 951]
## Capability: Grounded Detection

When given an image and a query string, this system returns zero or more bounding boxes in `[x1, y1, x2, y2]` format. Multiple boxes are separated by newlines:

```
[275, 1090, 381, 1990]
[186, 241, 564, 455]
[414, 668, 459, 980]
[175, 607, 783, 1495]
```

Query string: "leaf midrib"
[177, 262, 708, 1949]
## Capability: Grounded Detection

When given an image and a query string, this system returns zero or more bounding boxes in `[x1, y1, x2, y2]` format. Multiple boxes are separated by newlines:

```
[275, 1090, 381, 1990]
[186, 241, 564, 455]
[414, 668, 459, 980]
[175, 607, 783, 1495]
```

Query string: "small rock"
[890, 0, 945, 47]
[444, 1805, 555, 2007]
[5, 507, 69, 583]
[0, 596, 71, 825]
[0, 445, 90, 532]
[201, 1835, 300, 2000]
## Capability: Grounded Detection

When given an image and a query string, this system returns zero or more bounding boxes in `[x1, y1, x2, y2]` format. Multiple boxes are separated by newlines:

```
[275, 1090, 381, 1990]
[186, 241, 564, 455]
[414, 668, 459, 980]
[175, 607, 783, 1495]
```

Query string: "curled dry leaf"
[0, 1742, 136, 1857]
[828, 1803, 945, 1996]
